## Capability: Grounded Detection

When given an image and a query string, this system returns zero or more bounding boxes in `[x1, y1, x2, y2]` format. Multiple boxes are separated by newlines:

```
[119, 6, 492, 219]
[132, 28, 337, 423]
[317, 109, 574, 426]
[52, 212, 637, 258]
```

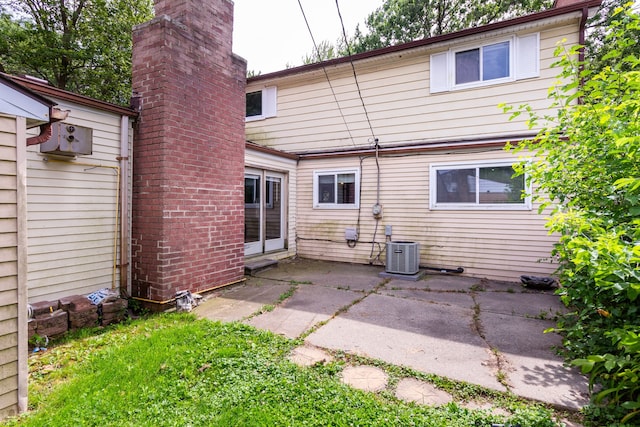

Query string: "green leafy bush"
[503, 4, 640, 424]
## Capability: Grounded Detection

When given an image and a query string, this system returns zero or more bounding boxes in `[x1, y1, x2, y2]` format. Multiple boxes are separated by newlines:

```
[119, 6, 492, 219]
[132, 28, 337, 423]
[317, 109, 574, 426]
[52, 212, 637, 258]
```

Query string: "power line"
[296, 0, 357, 148]
[334, 0, 378, 146]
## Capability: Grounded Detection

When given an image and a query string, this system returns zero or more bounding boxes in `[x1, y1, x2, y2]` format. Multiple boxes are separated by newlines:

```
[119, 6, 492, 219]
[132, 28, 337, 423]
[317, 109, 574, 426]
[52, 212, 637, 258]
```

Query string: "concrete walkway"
[194, 258, 588, 411]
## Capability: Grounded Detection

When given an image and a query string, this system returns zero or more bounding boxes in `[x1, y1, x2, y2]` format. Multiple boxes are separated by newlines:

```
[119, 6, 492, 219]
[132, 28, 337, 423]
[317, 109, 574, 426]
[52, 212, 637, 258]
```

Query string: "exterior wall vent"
[386, 241, 420, 274]
[40, 122, 92, 156]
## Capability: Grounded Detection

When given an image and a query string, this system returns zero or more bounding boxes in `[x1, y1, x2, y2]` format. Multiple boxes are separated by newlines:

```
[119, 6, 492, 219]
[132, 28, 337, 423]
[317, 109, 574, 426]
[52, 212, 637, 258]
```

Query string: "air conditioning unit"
[386, 241, 420, 275]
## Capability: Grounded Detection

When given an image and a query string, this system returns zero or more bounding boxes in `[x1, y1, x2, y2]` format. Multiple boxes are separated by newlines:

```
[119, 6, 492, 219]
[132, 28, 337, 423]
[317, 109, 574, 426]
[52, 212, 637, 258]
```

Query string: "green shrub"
[503, 4, 640, 424]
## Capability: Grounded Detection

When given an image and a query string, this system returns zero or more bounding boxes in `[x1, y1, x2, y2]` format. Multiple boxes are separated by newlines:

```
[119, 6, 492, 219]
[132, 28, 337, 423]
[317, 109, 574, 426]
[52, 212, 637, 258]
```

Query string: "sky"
[232, 0, 384, 74]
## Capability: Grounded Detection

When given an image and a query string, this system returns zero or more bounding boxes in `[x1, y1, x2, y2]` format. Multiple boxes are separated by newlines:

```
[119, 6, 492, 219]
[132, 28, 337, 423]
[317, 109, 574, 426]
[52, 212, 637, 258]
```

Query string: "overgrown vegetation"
[0, 0, 153, 105]
[502, 4, 640, 425]
[3, 314, 563, 426]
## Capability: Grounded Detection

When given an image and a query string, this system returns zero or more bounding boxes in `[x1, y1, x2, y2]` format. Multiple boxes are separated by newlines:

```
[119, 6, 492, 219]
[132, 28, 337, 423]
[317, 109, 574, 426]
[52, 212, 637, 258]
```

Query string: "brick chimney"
[131, 0, 247, 305]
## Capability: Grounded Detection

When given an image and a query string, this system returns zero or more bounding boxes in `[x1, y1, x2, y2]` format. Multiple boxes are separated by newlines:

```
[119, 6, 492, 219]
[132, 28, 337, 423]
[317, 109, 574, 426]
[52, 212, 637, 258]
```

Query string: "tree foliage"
[0, 0, 153, 105]
[585, 0, 640, 74]
[302, 40, 339, 65]
[346, 0, 552, 54]
[503, 5, 640, 424]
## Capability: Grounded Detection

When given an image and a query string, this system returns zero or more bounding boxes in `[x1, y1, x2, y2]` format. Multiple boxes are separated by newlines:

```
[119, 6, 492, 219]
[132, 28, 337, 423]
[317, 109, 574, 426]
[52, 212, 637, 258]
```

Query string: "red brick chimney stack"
[131, 0, 247, 305]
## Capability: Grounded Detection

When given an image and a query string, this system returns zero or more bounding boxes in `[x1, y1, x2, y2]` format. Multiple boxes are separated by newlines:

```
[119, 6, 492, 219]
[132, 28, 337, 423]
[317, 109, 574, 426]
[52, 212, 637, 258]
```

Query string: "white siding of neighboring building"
[245, 148, 298, 260]
[26, 102, 132, 303]
[0, 114, 26, 418]
[296, 149, 557, 282]
[246, 17, 581, 154]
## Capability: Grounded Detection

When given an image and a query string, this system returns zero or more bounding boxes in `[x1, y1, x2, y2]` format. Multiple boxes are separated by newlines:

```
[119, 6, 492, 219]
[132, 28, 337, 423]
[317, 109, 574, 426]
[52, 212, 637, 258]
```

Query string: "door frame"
[244, 168, 286, 256]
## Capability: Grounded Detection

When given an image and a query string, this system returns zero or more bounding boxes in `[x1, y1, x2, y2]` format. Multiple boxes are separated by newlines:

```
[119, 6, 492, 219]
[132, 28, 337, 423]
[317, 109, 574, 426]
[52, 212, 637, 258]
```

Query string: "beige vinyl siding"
[245, 148, 297, 259]
[296, 149, 556, 282]
[26, 102, 130, 303]
[0, 115, 20, 418]
[247, 20, 581, 154]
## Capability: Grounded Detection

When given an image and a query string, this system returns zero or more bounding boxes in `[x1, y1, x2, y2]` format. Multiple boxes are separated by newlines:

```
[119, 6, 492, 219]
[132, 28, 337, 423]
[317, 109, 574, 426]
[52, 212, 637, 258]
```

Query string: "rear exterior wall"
[296, 150, 556, 282]
[246, 17, 581, 153]
[0, 115, 24, 418]
[245, 15, 581, 281]
[26, 101, 131, 303]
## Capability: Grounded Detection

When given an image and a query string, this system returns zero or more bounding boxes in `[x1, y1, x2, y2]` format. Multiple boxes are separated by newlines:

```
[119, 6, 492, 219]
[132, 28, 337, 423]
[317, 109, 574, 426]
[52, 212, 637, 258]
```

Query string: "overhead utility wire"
[296, 0, 357, 148]
[334, 0, 378, 144]
[335, 0, 382, 261]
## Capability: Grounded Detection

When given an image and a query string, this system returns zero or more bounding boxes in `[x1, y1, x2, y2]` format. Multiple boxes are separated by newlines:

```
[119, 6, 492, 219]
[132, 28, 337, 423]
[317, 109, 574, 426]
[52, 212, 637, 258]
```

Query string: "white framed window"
[430, 160, 531, 210]
[430, 33, 539, 93]
[245, 86, 277, 121]
[313, 169, 360, 209]
[455, 40, 510, 85]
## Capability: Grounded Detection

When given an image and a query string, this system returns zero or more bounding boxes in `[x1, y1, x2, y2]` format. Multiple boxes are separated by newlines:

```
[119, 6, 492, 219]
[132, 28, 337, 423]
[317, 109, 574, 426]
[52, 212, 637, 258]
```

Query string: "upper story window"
[430, 33, 539, 93]
[430, 161, 531, 210]
[313, 169, 360, 209]
[246, 86, 277, 121]
[455, 41, 510, 84]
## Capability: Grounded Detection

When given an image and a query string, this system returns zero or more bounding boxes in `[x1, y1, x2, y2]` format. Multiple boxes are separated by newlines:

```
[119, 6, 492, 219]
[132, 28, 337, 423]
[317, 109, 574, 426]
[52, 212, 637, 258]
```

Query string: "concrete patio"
[195, 258, 588, 412]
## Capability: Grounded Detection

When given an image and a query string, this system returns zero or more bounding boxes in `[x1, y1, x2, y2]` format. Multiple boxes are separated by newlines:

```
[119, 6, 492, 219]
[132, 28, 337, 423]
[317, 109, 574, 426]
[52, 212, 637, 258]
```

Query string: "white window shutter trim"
[262, 86, 277, 118]
[515, 33, 539, 80]
[430, 52, 449, 93]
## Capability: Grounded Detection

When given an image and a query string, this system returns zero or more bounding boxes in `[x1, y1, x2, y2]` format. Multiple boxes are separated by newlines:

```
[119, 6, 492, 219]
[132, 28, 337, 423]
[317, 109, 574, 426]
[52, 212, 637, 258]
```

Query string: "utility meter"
[372, 203, 383, 219]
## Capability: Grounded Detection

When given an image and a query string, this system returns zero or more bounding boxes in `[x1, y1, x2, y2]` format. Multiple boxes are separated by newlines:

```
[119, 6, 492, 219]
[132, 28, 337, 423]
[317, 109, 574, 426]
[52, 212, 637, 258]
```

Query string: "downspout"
[118, 115, 130, 296]
[578, 5, 589, 63]
[25, 107, 68, 146]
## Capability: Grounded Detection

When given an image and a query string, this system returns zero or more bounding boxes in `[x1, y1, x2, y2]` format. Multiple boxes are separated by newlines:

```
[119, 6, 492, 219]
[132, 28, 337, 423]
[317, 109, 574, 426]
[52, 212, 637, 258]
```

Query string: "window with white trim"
[430, 33, 539, 93]
[313, 169, 360, 209]
[246, 86, 277, 121]
[430, 161, 530, 210]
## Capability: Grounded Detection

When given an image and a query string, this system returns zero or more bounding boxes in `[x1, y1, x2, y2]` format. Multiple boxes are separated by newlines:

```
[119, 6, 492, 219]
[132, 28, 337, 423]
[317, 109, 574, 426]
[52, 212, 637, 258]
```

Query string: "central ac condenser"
[386, 241, 420, 274]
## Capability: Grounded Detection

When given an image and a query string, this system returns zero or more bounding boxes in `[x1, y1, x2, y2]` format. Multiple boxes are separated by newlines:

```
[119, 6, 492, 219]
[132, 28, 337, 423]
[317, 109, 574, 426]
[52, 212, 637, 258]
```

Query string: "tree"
[585, 0, 640, 73]
[502, 5, 640, 424]
[302, 40, 339, 65]
[347, 0, 552, 54]
[0, 0, 153, 105]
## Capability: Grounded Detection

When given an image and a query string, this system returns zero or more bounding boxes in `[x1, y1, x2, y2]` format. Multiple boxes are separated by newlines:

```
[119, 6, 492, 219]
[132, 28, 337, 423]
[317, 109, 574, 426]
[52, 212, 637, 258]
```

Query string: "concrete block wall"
[131, 0, 247, 303]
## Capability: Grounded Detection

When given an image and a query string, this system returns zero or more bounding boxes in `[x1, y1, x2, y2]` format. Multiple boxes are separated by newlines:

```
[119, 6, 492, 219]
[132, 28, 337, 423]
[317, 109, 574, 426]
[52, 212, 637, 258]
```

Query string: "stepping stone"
[395, 378, 453, 406]
[289, 345, 333, 366]
[340, 365, 388, 392]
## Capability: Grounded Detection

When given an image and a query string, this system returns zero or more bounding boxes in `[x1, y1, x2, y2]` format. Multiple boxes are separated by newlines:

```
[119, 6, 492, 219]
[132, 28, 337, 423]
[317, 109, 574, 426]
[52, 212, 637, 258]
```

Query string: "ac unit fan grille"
[386, 241, 420, 274]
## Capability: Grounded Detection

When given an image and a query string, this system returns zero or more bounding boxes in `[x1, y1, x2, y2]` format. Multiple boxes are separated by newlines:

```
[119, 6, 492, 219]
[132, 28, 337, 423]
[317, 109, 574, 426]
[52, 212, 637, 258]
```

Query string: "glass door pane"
[264, 174, 285, 252]
[265, 177, 281, 240]
[244, 173, 262, 255]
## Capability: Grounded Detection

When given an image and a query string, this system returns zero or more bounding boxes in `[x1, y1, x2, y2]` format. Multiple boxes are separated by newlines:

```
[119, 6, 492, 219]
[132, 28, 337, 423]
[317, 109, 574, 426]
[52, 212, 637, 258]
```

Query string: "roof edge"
[0, 73, 57, 108]
[5, 74, 138, 117]
[247, 0, 601, 83]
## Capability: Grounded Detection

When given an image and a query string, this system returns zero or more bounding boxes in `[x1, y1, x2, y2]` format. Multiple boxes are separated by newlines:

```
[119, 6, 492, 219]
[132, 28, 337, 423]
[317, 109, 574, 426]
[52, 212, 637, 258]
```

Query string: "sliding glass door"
[245, 169, 285, 256]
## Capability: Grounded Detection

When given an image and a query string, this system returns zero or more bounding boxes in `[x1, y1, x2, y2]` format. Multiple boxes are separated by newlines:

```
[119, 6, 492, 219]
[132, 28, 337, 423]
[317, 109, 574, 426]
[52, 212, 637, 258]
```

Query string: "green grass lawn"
[4, 314, 568, 426]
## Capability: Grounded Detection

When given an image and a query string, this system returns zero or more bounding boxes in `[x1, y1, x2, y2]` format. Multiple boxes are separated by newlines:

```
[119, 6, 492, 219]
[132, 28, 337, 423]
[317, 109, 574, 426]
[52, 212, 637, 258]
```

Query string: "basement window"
[430, 161, 530, 210]
[246, 86, 277, 121]
[313, 169, 360, 209]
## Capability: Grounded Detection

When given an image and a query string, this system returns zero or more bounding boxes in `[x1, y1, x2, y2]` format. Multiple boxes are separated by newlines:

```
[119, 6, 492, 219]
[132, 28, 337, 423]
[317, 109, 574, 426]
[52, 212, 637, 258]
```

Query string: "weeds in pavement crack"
[298, 279, 390, 340]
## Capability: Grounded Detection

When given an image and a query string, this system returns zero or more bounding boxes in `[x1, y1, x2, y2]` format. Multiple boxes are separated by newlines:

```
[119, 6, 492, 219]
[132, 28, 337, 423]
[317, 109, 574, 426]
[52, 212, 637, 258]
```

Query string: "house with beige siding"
[4, 76, 136, 304]
[0, 74, 57, 418]
[0, 73, 135, 416]
[244, 0, 600, 282]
